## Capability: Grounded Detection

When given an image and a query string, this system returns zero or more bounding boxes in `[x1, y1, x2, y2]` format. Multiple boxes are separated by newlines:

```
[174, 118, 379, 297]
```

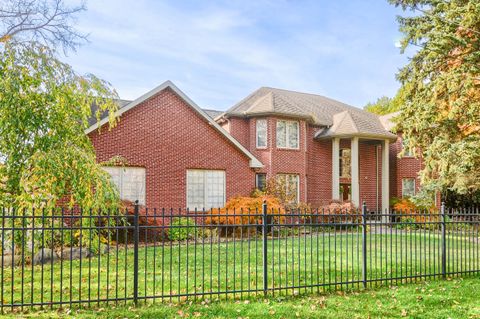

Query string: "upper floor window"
[256, 119, 267, 148]
[339, 149, 351, 178]
[401, 138, 415, 157]
[276, 120, 299, 149]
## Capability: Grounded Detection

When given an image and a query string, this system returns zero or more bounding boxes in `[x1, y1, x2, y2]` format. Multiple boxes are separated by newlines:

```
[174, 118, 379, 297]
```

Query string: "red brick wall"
[225, 117, 250, 149]
[223, 112, 431, 211]
[389, 141, 398, 201]
[243, 116, 308, 202]
[89, 88, 255, 209]
[227, 115, 385, 210]
[390, 135, 423, 199]
[306, 126, 332, 207]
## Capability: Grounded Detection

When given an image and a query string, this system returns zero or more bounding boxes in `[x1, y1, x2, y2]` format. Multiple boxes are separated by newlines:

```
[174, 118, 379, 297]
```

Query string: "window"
[256, 119, 267, 148]
[277, 174, 299, 203]
[256, 173, 267, 191]
[402, 138, 415, 157]
[187, 170, 225, 209]
[339, 149, 351, 178]
[103, 166, 146, 205]
[402, 178, 416, 198]
[276, 120, 299, 149]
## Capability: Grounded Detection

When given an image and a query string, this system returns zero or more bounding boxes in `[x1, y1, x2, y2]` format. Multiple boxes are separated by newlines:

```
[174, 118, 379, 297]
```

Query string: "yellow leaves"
[458, 124, 480, 137]
[0, 34, 11, 43]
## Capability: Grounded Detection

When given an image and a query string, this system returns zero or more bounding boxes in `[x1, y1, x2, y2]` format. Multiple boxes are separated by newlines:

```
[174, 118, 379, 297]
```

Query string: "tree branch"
[0, 0, 87, 52]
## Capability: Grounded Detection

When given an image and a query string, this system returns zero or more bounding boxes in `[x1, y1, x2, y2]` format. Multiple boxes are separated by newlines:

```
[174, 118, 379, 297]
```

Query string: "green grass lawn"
[7, 277, 480, 318]
[1, 228, 479, 313]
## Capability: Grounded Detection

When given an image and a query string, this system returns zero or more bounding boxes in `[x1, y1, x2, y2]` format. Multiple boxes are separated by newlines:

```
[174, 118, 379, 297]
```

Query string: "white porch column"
[351, 137, 360, 207]
[381, 139, 390, 220]
[332, 137, 340, 200]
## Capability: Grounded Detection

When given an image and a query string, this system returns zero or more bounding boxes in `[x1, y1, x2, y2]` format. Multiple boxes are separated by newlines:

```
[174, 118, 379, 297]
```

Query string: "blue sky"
[64, 0, 412, 110]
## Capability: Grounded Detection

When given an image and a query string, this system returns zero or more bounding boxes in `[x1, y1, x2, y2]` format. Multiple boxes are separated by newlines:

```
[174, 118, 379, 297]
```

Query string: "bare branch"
[0, 0, 87, 53]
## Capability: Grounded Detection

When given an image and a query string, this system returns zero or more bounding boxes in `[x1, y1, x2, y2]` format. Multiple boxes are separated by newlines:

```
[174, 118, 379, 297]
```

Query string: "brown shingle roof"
[89, 100, 224, 125]
[88, 99, 131, 127]
[225, 87, 396, 140]
[202, 109, 224, 119]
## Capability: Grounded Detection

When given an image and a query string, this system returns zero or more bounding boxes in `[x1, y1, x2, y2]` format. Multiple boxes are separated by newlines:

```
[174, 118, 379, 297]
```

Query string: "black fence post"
[441, 202, 447, 279]
[362, 201, 368, 289]
[262, 200, 268, 296]
[133, 200, 140, 306]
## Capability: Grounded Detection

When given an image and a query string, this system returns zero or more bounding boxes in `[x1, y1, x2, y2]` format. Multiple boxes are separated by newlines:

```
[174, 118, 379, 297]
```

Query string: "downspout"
[376, 144, 379, 213]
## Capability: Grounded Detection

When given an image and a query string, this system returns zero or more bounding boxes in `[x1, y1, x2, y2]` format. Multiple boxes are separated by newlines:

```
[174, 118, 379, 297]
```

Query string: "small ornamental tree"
[0, 43, 121, 252]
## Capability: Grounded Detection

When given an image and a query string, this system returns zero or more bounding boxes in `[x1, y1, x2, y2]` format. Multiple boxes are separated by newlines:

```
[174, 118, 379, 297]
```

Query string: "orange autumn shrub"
[392, 198, 417, 212]
[312, 200, 361, 224]
[392, 197, 438, 223]
[205, 195, 285, 237]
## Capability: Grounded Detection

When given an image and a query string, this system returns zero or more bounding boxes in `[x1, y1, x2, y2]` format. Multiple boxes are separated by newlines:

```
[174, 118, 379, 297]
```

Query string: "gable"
[86, 81, 262, 168]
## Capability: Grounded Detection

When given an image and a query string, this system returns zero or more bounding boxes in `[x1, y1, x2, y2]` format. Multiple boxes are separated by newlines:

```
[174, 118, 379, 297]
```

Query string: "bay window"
[276, 120, 299, 149]
[256, 119, 267, 148]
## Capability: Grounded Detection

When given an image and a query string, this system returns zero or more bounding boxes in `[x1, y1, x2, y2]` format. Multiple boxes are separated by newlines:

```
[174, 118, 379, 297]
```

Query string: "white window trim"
[186, 169, 226, 210]
[402, 178, 416, 198]
[256, 119, 268, 149]
[276, 120, 300, 150]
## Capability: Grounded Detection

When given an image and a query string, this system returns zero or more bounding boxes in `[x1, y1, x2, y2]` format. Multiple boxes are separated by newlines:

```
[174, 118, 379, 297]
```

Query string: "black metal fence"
[0, 202, 479, 312]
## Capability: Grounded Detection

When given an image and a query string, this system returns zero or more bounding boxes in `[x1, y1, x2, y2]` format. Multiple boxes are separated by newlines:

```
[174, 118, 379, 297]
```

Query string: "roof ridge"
[245, 91, 273, 114]
[262, 86, 359, 109]
[225, 87, 268, 114]
[344, 110, 359, 133]
[271, 90, 307, 115]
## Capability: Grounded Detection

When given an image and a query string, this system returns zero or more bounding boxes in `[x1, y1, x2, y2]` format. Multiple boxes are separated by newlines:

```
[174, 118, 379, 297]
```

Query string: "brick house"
[87, 81, 424, 215]
[86, 81, 262, 209]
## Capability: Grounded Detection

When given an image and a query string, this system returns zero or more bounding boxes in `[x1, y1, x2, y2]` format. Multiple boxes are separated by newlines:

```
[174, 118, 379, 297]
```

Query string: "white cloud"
[64, 0, 408, 109]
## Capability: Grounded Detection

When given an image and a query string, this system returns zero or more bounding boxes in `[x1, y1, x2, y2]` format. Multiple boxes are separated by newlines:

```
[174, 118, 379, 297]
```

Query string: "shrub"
[305, 201, 361, 225]
[168, 217, 195, 241]
[391, 197, 439, 224]
[205, 195, 285, 237]
[264, 177, 297, 207]
[121, 200, 167, 243]
[394, 217, 419, 230]
[391, 197, 417, 212]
